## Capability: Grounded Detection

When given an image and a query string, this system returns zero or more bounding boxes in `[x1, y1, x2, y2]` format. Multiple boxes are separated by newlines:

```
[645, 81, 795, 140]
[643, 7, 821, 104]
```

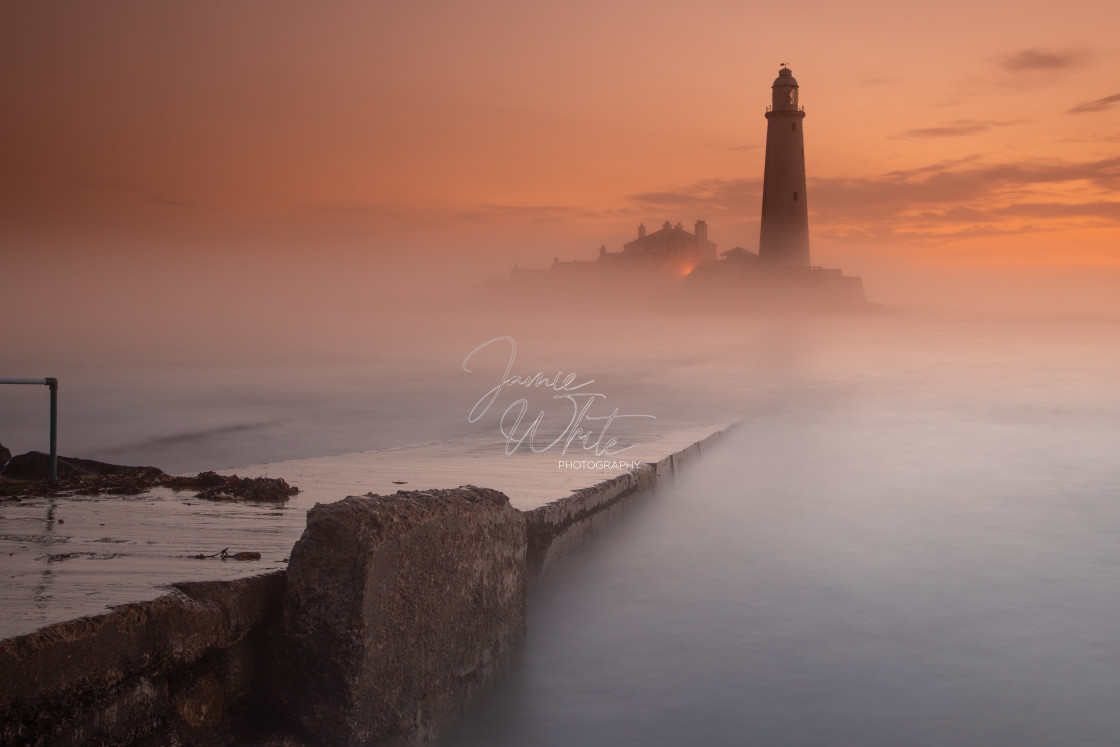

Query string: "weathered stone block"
[277, 487, 527, 746]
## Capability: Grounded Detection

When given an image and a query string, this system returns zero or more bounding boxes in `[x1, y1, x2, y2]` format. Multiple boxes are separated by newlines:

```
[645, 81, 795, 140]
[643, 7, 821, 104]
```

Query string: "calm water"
[446, 314, 1120, 746]
[5, 310, 1120, 743]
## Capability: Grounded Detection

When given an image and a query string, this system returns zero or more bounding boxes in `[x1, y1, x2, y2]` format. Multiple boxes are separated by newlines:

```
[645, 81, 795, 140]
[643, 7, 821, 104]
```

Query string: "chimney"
[638, 223, 646, 239]
[675, 222, 683, 230]
[663, 220, 672, 230]
[695, 220, 708, 243]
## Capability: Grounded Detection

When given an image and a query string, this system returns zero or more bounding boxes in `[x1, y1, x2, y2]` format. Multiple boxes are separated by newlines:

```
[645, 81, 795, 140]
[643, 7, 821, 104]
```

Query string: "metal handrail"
[0, 378, 58, 480]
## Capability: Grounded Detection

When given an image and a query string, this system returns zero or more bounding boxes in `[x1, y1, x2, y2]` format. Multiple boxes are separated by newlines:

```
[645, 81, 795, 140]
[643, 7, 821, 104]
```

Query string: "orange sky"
[3, 0, 1119, 303]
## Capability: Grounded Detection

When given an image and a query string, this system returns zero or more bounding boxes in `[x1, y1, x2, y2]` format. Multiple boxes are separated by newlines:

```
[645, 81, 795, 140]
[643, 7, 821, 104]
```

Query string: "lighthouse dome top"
[772, 67, 798, 87]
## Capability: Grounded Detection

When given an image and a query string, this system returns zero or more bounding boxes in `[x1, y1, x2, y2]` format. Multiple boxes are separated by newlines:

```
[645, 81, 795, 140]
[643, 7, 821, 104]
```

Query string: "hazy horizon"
[4, 0, 1120, 466]
[4, 1, 1119, 319]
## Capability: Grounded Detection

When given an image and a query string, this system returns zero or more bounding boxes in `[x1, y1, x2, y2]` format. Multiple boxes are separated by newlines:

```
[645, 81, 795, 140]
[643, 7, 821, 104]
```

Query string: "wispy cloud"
[456, 203, 605, 224]
[893, 119, 1022, 139]
[995, 47, 1087, 73]
[1068, 93, 1120, 114]
[726, 144, 762, 152]
[930, 47, 1094, 108]
[294, 156, 1120, 251]
[807, 156, 1120, 245]
[629, 178, 760, 213]
[299, 201, 453, 233]
[995, 201, 1120, 220]
[822, 157, 1120, 208]
[295, 200, 623, 237]
[613, 157, 1109, 251]
[481, 204, 588, 215]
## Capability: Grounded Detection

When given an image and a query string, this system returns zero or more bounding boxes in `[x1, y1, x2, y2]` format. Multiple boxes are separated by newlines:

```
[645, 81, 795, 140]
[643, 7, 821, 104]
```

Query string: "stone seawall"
[0, 427, 731, 745]
[0, 572, 285, 746]
[525, 427, 730, 574]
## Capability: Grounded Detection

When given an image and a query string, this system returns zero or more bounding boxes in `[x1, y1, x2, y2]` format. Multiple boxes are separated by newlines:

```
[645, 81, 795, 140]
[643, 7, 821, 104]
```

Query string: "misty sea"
[5, 310, 1120, 744]
[442, 312, 1120, 746]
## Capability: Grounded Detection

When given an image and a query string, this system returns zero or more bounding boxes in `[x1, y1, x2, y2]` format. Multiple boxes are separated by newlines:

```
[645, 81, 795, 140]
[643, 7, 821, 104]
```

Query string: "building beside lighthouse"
[504, 219, 716, 289]
[484, 66, 870, 309]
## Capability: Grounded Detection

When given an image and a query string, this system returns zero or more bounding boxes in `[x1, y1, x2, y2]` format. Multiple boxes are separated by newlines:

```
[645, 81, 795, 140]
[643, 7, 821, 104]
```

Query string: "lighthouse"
[758, 66, 810, 268]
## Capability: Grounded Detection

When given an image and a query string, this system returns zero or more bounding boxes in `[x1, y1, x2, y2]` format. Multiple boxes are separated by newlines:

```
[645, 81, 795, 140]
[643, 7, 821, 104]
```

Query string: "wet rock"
[0, 454, 168, 500]
[1, 451, 160, 480]
[0, 442, 10, 468]
[276, 487, 527, 746]
[166, 472, 299, 502]
[0, 463, 299, 502]
[198, 475, 297, 502]
[165, 470, 228, 489]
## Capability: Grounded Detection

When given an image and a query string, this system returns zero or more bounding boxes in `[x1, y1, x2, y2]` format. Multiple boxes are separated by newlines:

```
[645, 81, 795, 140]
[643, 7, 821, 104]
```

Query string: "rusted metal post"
[47, 378, 58, 480]
[0, 378, 59, 480]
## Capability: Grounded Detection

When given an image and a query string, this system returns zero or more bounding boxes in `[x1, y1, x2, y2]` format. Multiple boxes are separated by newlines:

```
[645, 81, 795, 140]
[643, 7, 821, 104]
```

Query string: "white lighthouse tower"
[758, 65, 811, 268]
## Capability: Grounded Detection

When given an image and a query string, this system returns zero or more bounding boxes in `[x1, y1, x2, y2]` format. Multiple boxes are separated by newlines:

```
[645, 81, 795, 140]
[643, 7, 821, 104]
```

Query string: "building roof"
[622, 222, 715, 254]
[722, 246, 757, 258]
